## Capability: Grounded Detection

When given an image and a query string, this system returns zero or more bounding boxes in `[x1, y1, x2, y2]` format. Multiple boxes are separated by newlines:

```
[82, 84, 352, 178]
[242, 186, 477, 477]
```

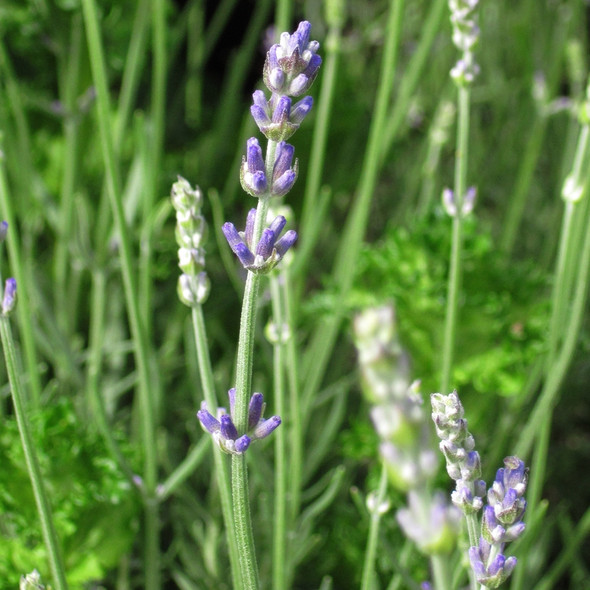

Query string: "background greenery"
[0, 0, 588, 588]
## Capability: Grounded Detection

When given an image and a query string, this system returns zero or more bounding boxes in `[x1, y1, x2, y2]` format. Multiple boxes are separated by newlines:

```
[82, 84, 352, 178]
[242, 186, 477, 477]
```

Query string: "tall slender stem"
[270, 274, 287, 590]
[360, 464, 388, 590]
[191, 306, 242, 590]
[0, 315, 69, 590]
[440, 85, 470, 395]
[81, 1, 160, 587]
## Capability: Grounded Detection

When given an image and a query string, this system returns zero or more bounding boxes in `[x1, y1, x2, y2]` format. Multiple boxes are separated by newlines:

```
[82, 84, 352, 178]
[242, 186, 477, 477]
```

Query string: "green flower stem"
[464, 512, 479, 590]
[0, 118, 42, 409]
[270, 273, 288, 590]
[81, 1, 160, 587]
[139, 0, 167, 342]
[191, 305, 242, 590]
[229, 135, 280, 590]
[54, 15, 82, 338]
[360, 464, 388, 590]
[282, 269, 303, 524]
[274, 0, 291, 41]
[499, 10, 569, 256]
[380, 0, 447, 162]
[547, 123, 590, 365]
[301, 0, 404, 409]
[157, 436, 209, 501]
[86, 269, 138, 489]
[440, 85, 470, 395]
[293, 9, 342, 280]
[0, 315, 69, 590]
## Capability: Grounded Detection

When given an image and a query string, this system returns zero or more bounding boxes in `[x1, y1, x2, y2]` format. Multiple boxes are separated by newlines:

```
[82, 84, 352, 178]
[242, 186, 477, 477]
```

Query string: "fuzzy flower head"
[197, 389, 281, 455]
[223, 208, 297, 274]
[240, 138, 298, 198]
[251, 91, 314, 142]
[263, 21, 322, 96]
[469, 537, 517, 589]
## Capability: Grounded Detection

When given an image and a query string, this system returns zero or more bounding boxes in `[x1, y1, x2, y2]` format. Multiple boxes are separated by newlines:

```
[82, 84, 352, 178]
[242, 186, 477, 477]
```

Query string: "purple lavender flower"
[240, 138, 268, 197]
[469, 536, 517, 589]
[271, 141, 298, 196]
[263, 21, 322, 96]
[2, 278, 16, 315]
[0, 221, 8, 243]
[222, 209, 297, 274]
[250, 91, 314, 141]
[197, 389, 281, 455]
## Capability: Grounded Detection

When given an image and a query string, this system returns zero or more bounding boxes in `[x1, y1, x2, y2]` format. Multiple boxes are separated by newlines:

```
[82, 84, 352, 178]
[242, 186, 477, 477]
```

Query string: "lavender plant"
[432, 391, 528, 589]
[354, 305, 461, 590]
[173, 21, 321, 590]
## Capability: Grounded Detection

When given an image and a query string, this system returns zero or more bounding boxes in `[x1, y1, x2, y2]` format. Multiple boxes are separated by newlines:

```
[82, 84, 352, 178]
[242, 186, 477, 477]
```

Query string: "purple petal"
[228, 388, 236, 420]
[487, 553, 506, 577]
[246, 138, 265, 173]
[234, 242, 255, 267]
[289, 74, 309, 96]
[274, 230, 297, 257]
[252, 89, 268, 110]
[253, 415, 281, 439]
[272, 170, 297, 197]
[256, 228, 276, 259]
[220, 414, 239, 441]
[235, 435, 251, 453]
[273, 142, 295, 179]
[245, 209, 257, 249]
[197, 406, 220, 434]
[272, 95, 291, 124]
[222, 222, 242, 249]
[248, 393, 264, 430]
[268, 215, 287, 236]
[291, 96, 313, 124]
[251, 105, 270, 129]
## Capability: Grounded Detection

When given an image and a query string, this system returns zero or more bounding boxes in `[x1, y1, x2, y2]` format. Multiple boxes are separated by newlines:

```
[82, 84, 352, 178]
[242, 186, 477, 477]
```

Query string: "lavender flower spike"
[263, 21, 322, 96]
[250, 91, 314, 141]
[197, 389, 280, 454]
[469, 536, 517, 588]
[222, 211, 297, 274]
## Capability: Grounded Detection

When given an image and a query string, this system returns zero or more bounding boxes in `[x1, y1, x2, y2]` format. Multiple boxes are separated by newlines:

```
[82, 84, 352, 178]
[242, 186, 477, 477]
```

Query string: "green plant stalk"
[81, 1, 160, 587]
[157, 436, 209, 501]
[516, 195, 590, 461]
[270, 274, 288, 590]
[86, 269, 138, 489]
[0, 55, 43, 408]
[440, 85, 470, 395]
[274, 0, 292, 41]
[547, 125, 590, 364]
[115, 0, 151, 148]
[230, 136, 281, 590]
[191, 305, 242, 590]
[294, 14, 341, 280]
[282, 269, 303, 524]
[360, 464, 388, 590]
[301, 0, 405, 409]
[139, 0, 167, 344]
[54, 14, 82, 338]
[499, 9, 568, 256]
[380, 0, 447, 162]
[0, 315, 69, 590]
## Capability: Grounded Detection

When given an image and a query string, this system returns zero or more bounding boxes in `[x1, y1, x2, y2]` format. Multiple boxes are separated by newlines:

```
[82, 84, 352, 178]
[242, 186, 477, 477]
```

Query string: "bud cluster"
[431, 391, 486, 513]
[171, 176, 210, 307]
[448, 0, 481, 86]
[354, 305, 460, 555]
[197, 388, 281, 455]
[432, 391, 528, 588]
[222, 209, 297, 274]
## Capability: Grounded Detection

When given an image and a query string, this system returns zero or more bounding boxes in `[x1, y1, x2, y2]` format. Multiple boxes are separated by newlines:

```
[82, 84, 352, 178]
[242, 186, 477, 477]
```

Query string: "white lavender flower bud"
[171, 177, 210, 306]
